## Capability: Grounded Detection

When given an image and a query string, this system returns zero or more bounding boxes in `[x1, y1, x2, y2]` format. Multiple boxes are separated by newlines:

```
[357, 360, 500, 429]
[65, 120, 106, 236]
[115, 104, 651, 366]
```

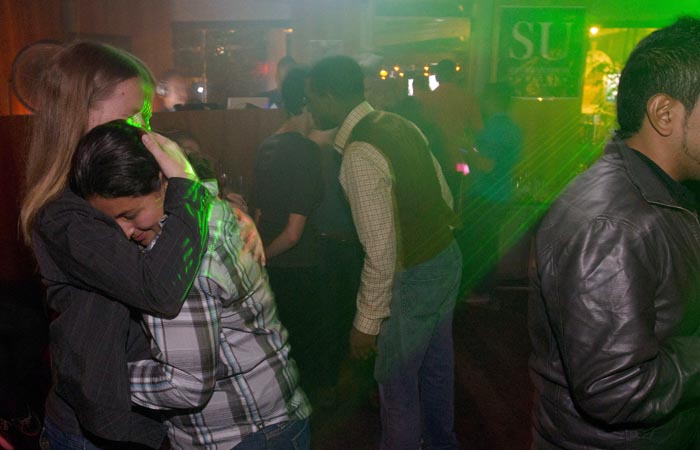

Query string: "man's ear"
[646, 94, 681, 137]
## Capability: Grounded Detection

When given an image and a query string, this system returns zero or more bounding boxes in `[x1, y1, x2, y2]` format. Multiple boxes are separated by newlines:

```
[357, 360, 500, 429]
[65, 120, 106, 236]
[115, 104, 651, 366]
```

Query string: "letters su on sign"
[509, 21, 575, 61]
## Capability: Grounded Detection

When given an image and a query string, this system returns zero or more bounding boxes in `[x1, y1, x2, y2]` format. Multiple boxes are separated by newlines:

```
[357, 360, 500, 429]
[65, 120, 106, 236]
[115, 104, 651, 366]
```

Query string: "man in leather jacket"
[530, 17, 700, 450]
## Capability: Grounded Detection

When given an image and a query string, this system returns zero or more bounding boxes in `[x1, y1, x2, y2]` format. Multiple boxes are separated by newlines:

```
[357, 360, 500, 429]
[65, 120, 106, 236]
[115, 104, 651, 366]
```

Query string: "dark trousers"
[267, 265, 321, 391]
[0, 281, 49, 419]
[316, 236, 364, 387]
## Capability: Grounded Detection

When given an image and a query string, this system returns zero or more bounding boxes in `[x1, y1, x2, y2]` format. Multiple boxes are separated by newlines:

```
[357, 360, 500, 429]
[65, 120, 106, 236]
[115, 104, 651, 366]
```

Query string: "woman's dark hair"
[617, 17, 700, 139]
[281, 66, 309, 116]
[159, 129, 217, 180]
[186, 153, 216, 180]
[69, 120, 161, 199]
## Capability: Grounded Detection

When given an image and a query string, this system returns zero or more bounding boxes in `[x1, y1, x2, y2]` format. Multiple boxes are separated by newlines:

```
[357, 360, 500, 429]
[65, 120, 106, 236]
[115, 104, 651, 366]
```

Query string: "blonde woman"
[20, 42, 263, 449]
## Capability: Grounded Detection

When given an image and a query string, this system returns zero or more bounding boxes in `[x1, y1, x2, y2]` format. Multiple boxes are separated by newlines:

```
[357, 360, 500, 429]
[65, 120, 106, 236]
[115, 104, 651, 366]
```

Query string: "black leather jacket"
[529, 137, 700, 450]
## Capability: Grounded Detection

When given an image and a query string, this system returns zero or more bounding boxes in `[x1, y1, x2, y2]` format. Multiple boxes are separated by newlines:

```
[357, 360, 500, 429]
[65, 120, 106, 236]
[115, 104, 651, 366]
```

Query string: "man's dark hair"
[617, 16, 700, 139]
[70, 120, 161, 199]
[278, 55, 297, 71]
[434, 59, 457, 83]
[282, 66, 309, 116]
[308, 55, 365, 100]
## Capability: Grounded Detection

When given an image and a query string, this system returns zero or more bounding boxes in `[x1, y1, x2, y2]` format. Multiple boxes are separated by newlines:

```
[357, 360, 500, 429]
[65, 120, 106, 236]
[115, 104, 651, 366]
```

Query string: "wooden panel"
[0, 0, 173, 116]
[0, 0, 63, 116]
[67, 0, 174, 80]
[151, 108, 285, 200]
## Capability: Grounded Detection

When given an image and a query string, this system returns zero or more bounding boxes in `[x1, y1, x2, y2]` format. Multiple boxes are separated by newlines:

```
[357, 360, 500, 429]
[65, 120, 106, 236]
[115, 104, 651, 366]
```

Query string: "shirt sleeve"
[36, 178, 211, 318]
[129, 256, 230, 410]
[340, 143, 396, 335]
[544, 217, 700, 424]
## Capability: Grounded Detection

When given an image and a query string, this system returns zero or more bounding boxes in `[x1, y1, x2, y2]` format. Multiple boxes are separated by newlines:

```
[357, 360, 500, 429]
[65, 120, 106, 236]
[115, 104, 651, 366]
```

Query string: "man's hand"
[350, 326, 378, 360]
[235, 208, 266, 266]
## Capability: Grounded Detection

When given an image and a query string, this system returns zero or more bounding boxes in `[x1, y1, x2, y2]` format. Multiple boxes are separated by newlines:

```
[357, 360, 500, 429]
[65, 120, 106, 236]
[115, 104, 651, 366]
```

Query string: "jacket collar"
[606, 134, 681, 208]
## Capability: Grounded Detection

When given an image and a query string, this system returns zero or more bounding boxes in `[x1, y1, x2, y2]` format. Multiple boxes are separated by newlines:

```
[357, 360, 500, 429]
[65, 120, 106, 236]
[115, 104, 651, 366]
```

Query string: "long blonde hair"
[20, 41, 154, 243]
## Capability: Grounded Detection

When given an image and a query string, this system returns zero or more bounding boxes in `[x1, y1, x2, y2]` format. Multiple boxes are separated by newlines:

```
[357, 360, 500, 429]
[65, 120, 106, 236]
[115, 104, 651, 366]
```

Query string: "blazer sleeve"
[34, 178, 211, 318]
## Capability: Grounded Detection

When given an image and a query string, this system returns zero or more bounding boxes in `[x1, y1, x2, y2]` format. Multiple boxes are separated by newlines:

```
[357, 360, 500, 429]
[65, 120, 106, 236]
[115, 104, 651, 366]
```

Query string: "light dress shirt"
[335, 102, 453, 335]
[129, 182, 310, 450]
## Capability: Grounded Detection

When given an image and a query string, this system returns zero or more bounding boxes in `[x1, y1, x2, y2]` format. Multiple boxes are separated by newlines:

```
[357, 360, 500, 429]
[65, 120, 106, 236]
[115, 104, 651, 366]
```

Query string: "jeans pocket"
[291, 418, 310, 450]
[396, 255, 460, 320]
[257, 419, 310, 450]
[39, 429, 52, 450]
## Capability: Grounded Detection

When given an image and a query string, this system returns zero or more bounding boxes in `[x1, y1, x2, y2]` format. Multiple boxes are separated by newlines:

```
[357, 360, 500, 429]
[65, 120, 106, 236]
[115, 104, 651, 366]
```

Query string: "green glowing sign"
[497, 7, 586, 98]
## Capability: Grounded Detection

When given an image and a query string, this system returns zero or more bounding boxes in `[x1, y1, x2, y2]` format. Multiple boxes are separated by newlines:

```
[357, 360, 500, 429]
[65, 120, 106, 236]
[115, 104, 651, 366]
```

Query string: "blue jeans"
[375, 240, 462, 450]
[232, 418, 310, 450]
[39, 418, 101, 450]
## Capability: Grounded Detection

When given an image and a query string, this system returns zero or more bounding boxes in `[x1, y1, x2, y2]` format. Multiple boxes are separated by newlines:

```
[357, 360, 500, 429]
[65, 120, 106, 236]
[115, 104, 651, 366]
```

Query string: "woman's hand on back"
[142, 132, 198, 181]
[235, 208, 266, 266]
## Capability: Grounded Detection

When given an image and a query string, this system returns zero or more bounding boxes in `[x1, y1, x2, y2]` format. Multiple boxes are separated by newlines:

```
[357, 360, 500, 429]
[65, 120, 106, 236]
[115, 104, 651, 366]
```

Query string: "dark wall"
[0, 115, 35, 281]
[1, 0, 173, 117]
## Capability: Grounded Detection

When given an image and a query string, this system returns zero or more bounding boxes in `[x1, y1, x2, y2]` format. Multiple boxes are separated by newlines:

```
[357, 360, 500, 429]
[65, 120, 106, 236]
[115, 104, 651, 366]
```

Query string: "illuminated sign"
[496, 6, 586, 98]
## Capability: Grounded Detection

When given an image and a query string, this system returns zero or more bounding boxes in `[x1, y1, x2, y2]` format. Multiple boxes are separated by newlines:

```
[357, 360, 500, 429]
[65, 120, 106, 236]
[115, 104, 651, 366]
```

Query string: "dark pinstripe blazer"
[32, 178, 211, 448]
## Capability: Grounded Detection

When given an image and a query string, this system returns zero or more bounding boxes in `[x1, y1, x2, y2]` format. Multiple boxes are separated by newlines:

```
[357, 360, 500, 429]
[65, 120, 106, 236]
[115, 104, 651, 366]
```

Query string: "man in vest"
[306, 55, 462, 450]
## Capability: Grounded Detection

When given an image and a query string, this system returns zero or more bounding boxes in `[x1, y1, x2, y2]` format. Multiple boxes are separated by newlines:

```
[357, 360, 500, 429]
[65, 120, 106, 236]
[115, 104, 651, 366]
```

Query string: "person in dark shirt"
[462, 82, 522, 303]
[254, 67, 322, 269]
[253, 67, 324, 400]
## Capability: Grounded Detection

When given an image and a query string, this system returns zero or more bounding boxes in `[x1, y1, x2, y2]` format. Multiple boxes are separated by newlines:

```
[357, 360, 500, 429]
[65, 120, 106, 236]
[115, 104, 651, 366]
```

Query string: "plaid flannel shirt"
[129, 182, 310, 450]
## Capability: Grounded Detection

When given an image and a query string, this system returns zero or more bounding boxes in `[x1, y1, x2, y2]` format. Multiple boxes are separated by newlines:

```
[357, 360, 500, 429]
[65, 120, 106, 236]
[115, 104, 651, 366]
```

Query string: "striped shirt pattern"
[129, 183, 310, 450]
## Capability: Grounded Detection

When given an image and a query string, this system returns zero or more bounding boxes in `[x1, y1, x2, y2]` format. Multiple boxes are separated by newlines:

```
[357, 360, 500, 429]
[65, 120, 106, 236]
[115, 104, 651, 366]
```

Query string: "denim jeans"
[375, 240, 462, 450]
[232, 418, 310, 450]
[39, 418, 101, 450]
